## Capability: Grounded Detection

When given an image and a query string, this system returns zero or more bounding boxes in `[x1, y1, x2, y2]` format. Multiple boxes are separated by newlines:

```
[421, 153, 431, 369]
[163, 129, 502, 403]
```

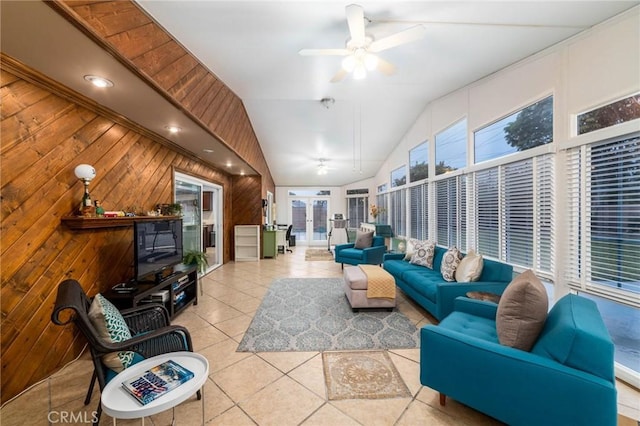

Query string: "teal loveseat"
[421, 294, 617, 426]
[383, 246, 513, 320]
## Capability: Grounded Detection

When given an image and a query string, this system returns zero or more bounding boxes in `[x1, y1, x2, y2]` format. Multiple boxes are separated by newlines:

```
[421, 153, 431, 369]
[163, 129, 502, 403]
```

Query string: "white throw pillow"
[455, 250, 484, 282]
[441, 247, 463, 282]
[410, 240, 436, 268]
[403, 238, 418, 261]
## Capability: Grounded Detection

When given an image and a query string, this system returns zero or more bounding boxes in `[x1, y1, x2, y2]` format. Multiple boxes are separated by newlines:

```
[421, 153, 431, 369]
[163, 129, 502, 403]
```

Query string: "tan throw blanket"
[359, 265, 396, 299]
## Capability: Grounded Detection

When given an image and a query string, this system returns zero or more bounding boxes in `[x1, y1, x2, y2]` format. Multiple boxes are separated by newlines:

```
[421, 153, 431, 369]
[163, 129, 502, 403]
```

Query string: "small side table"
[101, 351, 209, 425]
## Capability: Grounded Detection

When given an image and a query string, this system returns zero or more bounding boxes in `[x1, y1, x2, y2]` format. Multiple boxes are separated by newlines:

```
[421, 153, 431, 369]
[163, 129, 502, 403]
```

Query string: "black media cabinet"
[106, 264, 198, 319]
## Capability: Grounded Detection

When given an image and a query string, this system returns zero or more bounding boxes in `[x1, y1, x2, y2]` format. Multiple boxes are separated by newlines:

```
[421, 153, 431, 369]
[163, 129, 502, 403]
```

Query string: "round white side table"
[101, 351, 208, 425]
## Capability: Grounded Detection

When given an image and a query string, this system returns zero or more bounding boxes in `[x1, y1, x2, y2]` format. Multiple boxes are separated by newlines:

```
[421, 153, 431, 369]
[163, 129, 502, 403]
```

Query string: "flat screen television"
[134, 219, 183, 282]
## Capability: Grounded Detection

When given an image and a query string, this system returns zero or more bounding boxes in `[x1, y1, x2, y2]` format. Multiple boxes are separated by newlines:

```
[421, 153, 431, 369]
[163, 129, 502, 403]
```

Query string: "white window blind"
[436, 176, 467, 250]
[410, 184, 428, 240]
[475, 168, 500, 258]
[390, 189, 406, 237]
[376, 194, 388, 224]
[347, 197, 367, 229]
[566, 136, 640, 307]
[472, 154, 554, 274]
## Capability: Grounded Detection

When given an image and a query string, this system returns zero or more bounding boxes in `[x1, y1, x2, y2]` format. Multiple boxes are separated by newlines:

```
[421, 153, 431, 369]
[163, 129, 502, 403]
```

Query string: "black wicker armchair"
[51, 279, 200, 424]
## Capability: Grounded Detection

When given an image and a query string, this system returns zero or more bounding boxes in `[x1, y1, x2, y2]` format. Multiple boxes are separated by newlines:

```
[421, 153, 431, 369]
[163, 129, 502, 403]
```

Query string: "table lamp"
[74, 164, 96, 216]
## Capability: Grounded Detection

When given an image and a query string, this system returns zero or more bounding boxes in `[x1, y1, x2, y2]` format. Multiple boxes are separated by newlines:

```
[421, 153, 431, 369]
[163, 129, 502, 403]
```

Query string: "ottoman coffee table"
[343, 265, 396, 311]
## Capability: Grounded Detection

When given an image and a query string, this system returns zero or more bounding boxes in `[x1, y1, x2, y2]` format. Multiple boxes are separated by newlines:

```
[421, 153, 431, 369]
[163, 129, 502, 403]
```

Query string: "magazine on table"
[122, 360, 194, 405]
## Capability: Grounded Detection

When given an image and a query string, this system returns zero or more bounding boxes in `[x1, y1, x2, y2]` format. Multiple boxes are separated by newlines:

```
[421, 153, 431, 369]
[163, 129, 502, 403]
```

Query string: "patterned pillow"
[441, 247, 463, 282]
[410, 240, 436, 268]
[88, 294, 135, 372]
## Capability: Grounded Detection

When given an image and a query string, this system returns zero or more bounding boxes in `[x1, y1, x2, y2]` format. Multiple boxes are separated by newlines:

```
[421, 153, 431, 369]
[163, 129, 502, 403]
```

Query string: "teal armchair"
[334, 235, 386, 269]
[421, 294, 617, 426]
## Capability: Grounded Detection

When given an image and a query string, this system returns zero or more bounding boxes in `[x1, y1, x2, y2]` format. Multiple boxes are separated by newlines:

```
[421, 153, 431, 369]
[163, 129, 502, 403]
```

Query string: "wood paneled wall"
[51, 0, 275, 197]
[0, 57, 261, 402]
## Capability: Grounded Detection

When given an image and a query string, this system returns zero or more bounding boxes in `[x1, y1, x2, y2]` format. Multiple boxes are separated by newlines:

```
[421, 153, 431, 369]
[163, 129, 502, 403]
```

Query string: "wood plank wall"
[0, 57, 263, 403]
[51, 0, 276, 197]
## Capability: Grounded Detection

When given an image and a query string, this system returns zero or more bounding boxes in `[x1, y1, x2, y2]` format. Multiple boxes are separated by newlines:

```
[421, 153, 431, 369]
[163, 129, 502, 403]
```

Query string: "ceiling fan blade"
[346, 4, 365, 45]
[330, 68, 348, 83]
[369, 24, 426, 52]
[377, 57, 396, 76]
[298, 48, 350, 56]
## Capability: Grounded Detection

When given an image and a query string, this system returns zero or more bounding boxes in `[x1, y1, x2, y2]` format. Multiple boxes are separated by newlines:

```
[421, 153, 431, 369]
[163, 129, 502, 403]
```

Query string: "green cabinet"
[263, 230, 277, 258]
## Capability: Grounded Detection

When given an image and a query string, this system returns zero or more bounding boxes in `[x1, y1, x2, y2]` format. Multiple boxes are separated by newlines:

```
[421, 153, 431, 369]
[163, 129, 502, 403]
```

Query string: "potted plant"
[183, 249, 208, 273]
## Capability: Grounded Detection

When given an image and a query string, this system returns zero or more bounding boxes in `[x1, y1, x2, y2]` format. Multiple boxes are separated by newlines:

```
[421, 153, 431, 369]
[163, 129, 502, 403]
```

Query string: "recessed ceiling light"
[165, 126, 181, 134]
[203, 149, 214, 153]
[226, 162, 232, 168]
[83, 75, 113, 88]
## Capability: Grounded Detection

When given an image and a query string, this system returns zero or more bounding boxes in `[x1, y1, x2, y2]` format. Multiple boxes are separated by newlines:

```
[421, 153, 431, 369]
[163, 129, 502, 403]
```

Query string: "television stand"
[106, 264, 198, 319]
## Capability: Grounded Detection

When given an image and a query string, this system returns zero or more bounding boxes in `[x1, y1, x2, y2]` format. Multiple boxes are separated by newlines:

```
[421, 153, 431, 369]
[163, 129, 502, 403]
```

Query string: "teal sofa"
[383, 246, 513, 320]
[421, 294, 617, 426]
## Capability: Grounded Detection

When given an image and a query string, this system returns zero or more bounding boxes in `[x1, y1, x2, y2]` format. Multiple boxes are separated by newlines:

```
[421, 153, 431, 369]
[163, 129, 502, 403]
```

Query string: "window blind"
[410, 184, 428, 240]
[475, 168, 500, 258]
[390, 189, 406, 237]
[566, 136, 640, 307]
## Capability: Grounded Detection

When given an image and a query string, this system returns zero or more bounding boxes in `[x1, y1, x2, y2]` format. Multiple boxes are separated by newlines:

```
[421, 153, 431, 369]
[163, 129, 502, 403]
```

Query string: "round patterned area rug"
[236, 278, 420, 352]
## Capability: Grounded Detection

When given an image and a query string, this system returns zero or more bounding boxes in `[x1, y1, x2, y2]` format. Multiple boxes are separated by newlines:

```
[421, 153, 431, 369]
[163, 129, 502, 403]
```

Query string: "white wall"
[374, 6, 639, 187]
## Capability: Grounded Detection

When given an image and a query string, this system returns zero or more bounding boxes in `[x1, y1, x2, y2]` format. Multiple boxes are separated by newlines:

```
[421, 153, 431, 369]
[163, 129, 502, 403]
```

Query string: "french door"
[290, 198, 329, 246]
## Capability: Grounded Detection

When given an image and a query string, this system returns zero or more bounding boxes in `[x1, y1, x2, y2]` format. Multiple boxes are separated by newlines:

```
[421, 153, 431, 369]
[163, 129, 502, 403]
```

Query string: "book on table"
[121, 360, 194, 405]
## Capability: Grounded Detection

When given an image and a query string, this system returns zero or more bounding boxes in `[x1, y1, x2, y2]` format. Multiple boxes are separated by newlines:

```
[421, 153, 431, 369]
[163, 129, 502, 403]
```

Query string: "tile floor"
[2, 247, 639, 425]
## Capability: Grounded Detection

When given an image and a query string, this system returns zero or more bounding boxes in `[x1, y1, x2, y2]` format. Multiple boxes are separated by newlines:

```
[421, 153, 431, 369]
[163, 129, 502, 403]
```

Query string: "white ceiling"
[2, 1, 638, 188]
[136, 1, 637, 187]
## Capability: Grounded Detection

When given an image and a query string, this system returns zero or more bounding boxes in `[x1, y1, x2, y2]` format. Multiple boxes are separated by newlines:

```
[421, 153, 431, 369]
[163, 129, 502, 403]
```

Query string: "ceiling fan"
[299, 4, 426, 82]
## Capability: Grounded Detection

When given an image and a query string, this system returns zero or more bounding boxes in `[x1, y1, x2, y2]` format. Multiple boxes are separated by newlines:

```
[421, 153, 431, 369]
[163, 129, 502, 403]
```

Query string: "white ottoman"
[343, 266, 396, 311]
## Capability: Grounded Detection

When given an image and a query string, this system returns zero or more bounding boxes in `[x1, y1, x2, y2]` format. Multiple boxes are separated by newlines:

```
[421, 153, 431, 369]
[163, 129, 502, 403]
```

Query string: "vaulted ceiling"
[3, 1, 638, 187]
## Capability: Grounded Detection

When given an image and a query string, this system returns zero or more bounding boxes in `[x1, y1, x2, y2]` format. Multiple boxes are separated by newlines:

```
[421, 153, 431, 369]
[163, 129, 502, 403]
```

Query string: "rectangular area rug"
[305, 248, 334, 261]
[236, 278, 419, 352]
[322, 351, 412, 400]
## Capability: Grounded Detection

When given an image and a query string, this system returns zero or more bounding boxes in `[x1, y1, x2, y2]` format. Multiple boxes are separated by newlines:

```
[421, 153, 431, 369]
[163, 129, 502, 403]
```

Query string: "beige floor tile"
[198, 304, 245, 325]
[387, 351, 422, 397]
[257, 351, 318, 374]
[208, 406, 257, 425]
[190, 323, 233, 351]
[288, 354, 328, 399]
[198, 338, 252, 374]
[239, 376, 324, 426]
[215, 314, 253, 338]
[212, 355, 284, 403]
[330, 397, 412, 426]
[396, 399, 460, 426]
[171, 310, 215, 331]
[301, 402, 361, 425]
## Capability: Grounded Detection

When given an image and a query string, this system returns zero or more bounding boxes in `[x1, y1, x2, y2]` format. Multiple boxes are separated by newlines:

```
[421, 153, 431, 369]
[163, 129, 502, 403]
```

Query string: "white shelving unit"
[234, 225, 260, 261]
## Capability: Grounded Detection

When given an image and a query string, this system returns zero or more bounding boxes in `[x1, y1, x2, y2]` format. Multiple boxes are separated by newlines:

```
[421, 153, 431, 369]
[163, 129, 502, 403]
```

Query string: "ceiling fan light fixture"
[353, 64, 367, 80]
[363, 53, 378, 71]
[342, 55, 356, 72]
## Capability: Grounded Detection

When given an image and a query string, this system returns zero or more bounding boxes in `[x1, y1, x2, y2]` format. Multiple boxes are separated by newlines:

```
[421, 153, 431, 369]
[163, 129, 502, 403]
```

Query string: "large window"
[409, 142, 428, 182]
[435, 119, 467, 175]
[436, 175, 467, 250]
[410, 183, 429, 240]
[347, 196, 368, 229]
[566, 135, 640, 304]
[577, 93, 640, 135]
[474, 96, 553, 163]
[389, 189, 406, 237]
[391, 166, 407, 187]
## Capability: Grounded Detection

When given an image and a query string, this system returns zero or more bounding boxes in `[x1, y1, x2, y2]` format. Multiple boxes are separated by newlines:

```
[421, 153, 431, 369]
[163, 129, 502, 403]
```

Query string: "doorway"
[174, 172, 223, 273]
[289, 197, 329, 247]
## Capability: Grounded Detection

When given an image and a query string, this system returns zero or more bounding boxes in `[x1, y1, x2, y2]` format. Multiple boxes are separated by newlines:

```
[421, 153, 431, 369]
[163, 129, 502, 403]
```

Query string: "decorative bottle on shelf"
[80, 187, 95, 217]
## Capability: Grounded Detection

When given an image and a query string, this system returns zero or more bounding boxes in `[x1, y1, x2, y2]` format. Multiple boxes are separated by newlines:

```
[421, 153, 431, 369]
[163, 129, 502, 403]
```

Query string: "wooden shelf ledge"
[61, 216, 181, 230]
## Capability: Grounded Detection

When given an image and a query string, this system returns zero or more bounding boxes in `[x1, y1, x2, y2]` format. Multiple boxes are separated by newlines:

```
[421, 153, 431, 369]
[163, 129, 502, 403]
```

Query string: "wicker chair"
[51, 279, 200, 424]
